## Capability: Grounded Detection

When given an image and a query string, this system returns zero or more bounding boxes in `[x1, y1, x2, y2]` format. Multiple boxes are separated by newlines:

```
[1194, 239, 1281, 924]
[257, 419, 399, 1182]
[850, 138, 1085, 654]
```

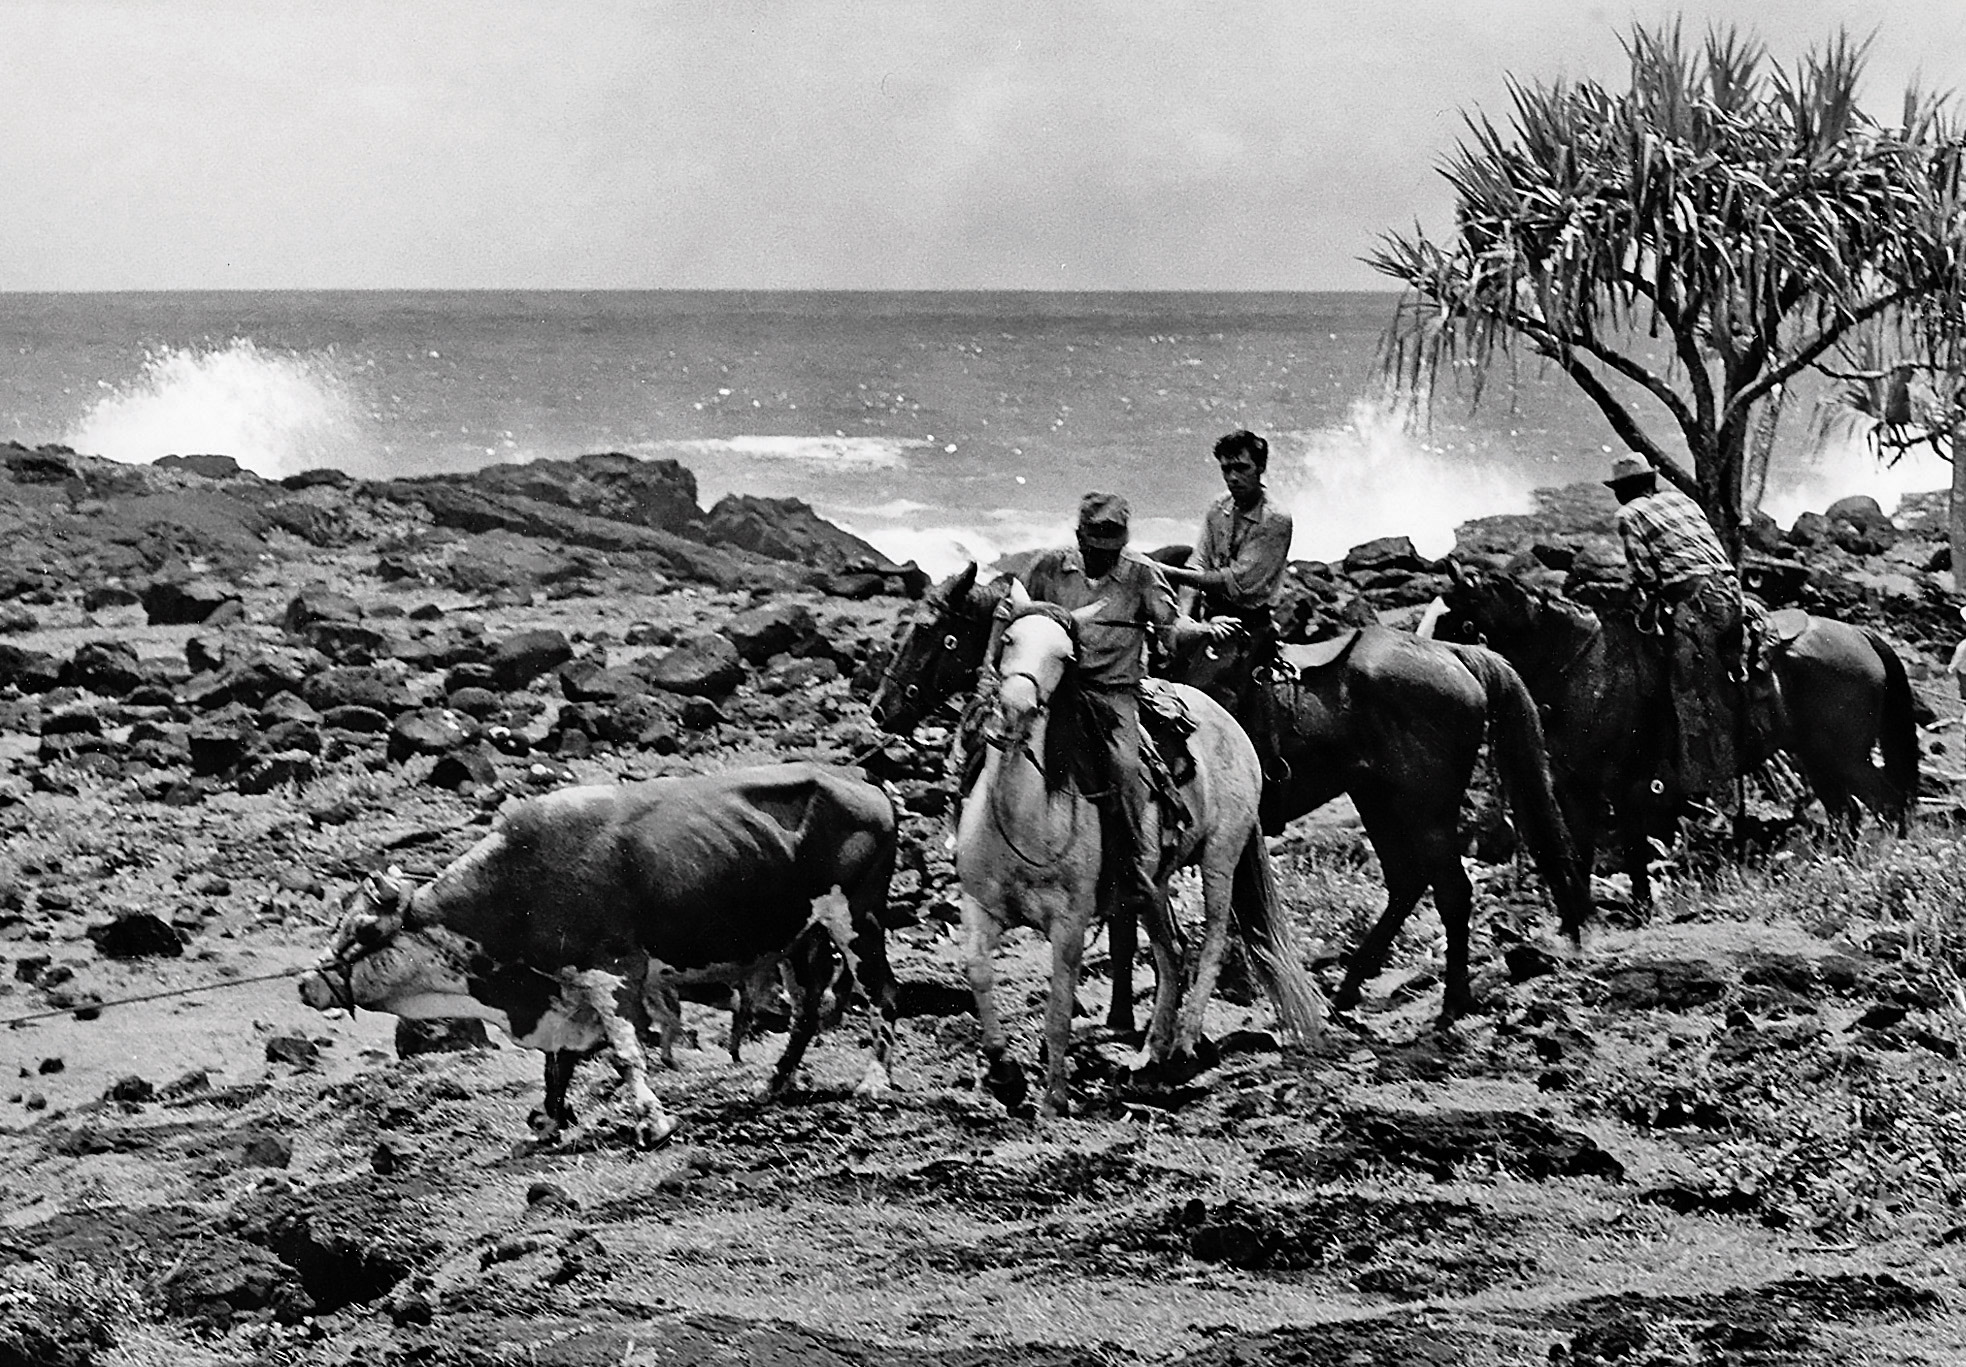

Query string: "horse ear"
[952, 561, 977, 599]
[1068, 597, 1109, 625]
[1007, 579, 1033, 613]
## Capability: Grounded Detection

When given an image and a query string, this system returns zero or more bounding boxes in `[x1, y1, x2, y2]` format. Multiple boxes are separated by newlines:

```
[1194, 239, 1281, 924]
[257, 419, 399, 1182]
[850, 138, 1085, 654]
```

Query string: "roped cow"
[299, 762, 899, 1147]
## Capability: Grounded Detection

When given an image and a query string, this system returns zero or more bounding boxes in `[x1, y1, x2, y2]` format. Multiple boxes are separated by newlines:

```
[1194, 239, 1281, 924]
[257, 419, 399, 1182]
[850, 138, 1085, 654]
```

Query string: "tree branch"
[1531, 341, 1694, 487]
[1730, 284, 1925, 417]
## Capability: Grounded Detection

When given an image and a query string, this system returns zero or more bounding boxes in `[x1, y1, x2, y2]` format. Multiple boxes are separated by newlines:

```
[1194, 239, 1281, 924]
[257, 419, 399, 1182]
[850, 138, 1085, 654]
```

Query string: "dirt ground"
[6, 532, 1966, 1367]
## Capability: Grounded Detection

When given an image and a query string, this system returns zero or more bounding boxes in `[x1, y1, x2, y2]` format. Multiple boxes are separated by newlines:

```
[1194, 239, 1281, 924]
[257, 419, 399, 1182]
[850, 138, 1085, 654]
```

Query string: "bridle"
[315, 875, 414, 1011]
[981, 626, 1081, 867]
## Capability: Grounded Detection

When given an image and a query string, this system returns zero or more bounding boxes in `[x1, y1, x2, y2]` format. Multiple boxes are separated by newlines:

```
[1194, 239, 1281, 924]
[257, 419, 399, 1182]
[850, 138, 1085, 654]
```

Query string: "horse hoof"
[636, 1114, 683, 1150]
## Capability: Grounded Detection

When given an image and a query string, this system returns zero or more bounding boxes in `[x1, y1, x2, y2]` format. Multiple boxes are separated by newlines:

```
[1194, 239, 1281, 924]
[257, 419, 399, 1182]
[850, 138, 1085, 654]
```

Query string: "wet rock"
[87, 912, 185, 960]
[387, 707, 476, 763]
[141, 576, 245, 626]
[488, 628, 574, 690]
[641, 632, 745, 696]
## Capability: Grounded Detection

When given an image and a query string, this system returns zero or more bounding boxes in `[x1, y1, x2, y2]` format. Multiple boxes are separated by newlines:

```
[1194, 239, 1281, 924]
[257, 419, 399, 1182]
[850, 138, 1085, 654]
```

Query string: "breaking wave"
[64, 339, 374, 478]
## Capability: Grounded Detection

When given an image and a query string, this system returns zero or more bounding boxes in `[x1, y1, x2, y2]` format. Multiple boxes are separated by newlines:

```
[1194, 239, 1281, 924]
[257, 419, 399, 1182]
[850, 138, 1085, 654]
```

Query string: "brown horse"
[872, 564, 1593, 1022]
[1438, 564, 1918, 904]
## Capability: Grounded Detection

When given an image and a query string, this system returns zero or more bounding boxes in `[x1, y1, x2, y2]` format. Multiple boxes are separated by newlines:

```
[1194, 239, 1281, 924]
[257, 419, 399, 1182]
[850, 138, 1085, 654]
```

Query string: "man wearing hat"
[1006, 492, 1235, 930]
[1605, 453, 1744, 802]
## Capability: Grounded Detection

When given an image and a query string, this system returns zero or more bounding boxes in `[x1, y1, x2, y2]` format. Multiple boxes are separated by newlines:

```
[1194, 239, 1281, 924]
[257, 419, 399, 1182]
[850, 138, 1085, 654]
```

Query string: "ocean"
[0, 291, 1942, 577]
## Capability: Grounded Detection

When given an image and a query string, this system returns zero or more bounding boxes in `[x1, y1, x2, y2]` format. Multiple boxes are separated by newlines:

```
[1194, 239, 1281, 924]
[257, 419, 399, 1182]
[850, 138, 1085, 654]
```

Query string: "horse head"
[1440, 560, 1551, 652]
[1164, 624, 1248, 711]
[990, 604, 1078, 749]
[869, 562, 1000, 732]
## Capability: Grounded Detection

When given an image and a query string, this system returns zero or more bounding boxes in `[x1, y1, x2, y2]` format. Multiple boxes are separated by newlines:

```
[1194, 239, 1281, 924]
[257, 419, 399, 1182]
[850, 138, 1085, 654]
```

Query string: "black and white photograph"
[4, 2, 1966, 1362]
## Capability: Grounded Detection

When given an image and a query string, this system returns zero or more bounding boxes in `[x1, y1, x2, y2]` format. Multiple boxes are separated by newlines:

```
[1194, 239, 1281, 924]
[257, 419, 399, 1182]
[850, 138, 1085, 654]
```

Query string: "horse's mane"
[1001, 602, 1094, 796]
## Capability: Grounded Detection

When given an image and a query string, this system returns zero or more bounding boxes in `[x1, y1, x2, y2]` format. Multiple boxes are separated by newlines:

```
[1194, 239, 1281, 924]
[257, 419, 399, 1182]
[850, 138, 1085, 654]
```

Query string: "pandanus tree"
[1370, 23, 1966, 560]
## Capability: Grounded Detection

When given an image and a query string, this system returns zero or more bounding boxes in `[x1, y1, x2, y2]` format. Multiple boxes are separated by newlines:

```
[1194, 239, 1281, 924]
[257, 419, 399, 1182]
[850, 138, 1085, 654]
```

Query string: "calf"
[300, 763, 899, 1146]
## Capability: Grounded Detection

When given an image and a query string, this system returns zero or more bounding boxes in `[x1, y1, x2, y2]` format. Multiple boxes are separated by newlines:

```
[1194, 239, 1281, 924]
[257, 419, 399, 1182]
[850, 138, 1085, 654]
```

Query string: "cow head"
[299, 867, 475, 1018]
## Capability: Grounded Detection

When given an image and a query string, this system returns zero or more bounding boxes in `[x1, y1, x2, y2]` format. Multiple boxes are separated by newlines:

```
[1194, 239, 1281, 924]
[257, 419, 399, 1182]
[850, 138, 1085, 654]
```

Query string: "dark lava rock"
[228, 1177, 440, 1314]
[395, 1016, 492, 1056]
[302, 666, 412, 715]
[68, 639, 148, 696]
[1343, 534, 1429, 576]
[387, 707, 476, 763]
[702, 492, 888, 569]
[0, 602, 36, 633]
[305, 620, 392, 666]
[188, 719, 256, 776]
[758, 655, 841, 694]
[87, 912, 186, 960]
[428, 742, 501, 791]
[282, 584, 363, 636]
[560, 658, 651, 702]
[81, 583, 143, 613]
[0, 642, 63, 693]
[162, 1239, 313, 1327]
[240, 1133, 295, 1169]
[141, 577, 245, 626]
[488, 627, 574, 690]
[105, 1074, 156, 1103]
[321, 704, 392, 734]
[265, 1036, 322, 1068]
[445, 685, 504, 719]
[720, 601, 821, 664]
[641, 632, 745, 696]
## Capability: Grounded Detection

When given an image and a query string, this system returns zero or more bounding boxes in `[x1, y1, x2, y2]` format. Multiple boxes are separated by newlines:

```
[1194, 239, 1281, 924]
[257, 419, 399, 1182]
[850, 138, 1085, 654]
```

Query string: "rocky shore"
[4, 443, 1966, 1366]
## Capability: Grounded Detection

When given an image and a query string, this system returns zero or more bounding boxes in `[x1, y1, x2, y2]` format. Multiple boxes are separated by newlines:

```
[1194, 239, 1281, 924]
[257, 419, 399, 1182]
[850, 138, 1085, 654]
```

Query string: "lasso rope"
[0, 965, 310, 1029]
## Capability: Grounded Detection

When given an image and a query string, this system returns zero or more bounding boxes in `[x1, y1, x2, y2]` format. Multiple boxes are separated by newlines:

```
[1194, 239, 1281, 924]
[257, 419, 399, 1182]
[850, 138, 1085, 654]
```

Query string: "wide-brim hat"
[1604, 455, 1658, 487]
[1596, 454, 1659, 485]
[1076, 491, 1130, 549]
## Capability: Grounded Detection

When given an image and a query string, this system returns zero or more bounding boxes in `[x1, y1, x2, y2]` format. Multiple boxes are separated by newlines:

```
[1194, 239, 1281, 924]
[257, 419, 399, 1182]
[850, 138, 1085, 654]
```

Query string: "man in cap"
[1005, 493, 1235, 931]
[1158, 429, 1294, 827]
[1605, 454, 1744, 802]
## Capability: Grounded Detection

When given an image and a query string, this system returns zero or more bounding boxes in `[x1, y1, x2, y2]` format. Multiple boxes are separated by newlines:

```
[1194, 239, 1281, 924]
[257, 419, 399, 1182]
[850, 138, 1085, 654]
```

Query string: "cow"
[299, 763, 900, 1147]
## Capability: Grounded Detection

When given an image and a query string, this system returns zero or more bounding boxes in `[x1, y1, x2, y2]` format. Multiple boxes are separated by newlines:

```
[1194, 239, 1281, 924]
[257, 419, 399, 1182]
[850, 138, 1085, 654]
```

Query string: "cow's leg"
[641, 975, 685, 1070]
[820, 880, 899, 1099]
[1040, 910, 1087, 1118]
[575, 968, 679, 1149]
[963, 894, 1027, 1114]
[532, 1050, 582, 1142]
[768, 938, 832, 1098]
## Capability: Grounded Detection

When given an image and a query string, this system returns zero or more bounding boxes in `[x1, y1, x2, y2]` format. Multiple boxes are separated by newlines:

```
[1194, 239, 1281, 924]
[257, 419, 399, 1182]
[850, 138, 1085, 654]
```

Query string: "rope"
[1, 965, 310, 1029]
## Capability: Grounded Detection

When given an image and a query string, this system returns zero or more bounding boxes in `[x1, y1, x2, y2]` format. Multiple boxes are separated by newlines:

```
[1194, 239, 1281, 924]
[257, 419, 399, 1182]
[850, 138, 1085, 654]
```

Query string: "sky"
[6, 0, 1966, 292]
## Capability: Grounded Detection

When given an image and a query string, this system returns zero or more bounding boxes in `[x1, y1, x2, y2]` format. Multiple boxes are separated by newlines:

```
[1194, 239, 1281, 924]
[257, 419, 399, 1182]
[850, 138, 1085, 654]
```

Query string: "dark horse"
[1439, 564, 1918, 905]
[871, 563, 1593, 1022]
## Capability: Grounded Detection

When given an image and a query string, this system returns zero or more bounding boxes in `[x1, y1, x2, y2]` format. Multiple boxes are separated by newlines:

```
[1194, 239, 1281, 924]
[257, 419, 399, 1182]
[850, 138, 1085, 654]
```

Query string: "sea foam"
[1274, 398, 1538, 561]
[65, 339, 374, 478]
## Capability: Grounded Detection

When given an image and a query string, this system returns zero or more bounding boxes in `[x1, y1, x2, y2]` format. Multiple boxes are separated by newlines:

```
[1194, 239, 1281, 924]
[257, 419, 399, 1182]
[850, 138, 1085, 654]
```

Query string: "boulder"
[387, 708, 476, 763]
[188, 718, 257, 776]
[640, 633, 745, 697]
[153, 452, 245, 480]
[283, 585, 364, 636]
[301, 666, 413, 715]
[141, 577, 245, 626]
[81, 584, 143, 614]
[428, 743, 500, 791]
[701, 493, 888, 569]
[488, 628, 574, 691]
[0, 643, 62, 693]
[1342, 535, 1428, 577]
[559, 658, 651, 703]
[87, 912, 185, 960]
[68, 639, 149, 696]
[720, 601, 821, 664]
[321, 704, 392, 734]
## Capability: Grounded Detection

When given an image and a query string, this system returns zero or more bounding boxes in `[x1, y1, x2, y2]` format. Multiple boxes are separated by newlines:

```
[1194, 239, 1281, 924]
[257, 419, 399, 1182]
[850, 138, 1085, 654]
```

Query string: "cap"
[1604, 455, 1657, 487]
[1076, 491, 1130, 549]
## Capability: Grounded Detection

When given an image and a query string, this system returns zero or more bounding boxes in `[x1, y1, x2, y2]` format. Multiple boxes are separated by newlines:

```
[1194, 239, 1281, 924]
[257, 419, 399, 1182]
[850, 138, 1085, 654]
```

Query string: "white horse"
[957, 604, 1323, 1116]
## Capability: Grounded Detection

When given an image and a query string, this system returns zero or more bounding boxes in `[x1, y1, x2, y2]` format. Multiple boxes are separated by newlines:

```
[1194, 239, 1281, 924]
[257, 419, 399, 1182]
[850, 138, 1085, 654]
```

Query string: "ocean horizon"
[0, 289, 1944, 577]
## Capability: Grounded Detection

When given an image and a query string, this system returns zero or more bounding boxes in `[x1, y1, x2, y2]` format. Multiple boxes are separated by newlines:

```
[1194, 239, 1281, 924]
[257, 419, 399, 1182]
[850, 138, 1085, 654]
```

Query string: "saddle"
[1139, 679, 1198, 851]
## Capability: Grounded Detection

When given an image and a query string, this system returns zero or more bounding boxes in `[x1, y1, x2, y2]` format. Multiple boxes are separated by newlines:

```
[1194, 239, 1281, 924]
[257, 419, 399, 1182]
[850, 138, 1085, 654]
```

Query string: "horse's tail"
[1230, 829, 1324, 1045]
[1861, 627, 1919, 835]
[1450, 644, 1594, 941]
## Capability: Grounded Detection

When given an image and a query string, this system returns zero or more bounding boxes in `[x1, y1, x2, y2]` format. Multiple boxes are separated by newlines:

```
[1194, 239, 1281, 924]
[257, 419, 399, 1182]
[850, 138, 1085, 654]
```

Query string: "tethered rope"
[0, 965, 310, 1029]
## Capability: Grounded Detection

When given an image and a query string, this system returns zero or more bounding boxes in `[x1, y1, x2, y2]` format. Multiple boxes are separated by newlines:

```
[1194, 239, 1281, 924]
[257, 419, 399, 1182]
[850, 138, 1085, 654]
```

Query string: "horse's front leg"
[1040, 908, 1088, 1117]
[962, 894, 1027, 1114]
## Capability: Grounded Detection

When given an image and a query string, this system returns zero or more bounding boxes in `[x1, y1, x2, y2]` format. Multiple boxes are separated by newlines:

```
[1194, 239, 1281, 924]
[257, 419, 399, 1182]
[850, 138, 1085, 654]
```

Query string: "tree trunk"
[1951, 418, 1966, 593]
[1743, 386, 1784, 522]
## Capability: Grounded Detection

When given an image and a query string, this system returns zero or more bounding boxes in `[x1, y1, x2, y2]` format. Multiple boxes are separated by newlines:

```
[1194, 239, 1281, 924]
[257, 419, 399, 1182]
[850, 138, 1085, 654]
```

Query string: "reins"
[1, 965, 312, 1029]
